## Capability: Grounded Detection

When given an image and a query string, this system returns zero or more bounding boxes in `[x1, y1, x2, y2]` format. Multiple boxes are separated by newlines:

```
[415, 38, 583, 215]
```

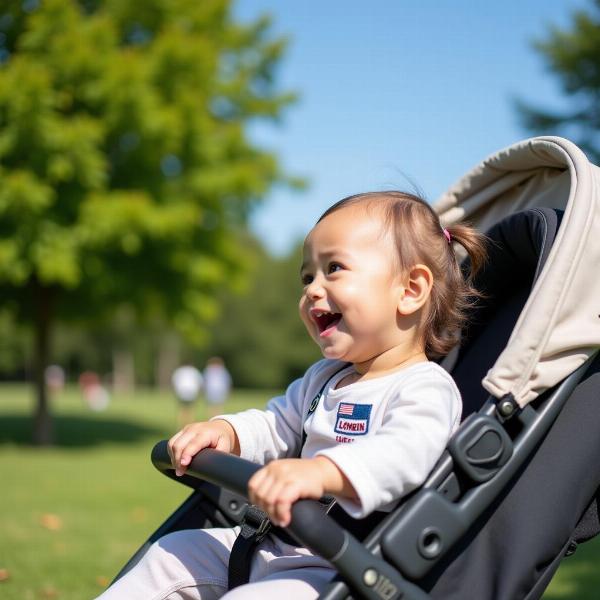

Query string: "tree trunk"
[155, 333, 180, 390]
[32, 282, 54, 446]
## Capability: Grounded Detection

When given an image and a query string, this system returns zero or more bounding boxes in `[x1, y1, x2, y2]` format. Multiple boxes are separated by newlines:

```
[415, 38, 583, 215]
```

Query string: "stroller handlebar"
[150, 440, 346, 554]
[151, 440, 431, 600]
[151, 440, 261, 497]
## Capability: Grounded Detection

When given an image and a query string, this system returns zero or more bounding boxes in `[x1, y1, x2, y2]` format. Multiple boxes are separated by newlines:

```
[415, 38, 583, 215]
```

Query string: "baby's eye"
[328, 262, 343, 274]
[301, 273, 313, 285]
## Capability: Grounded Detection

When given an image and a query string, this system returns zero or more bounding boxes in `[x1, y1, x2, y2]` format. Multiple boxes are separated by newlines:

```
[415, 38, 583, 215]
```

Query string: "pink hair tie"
[443, 228, 452, 244]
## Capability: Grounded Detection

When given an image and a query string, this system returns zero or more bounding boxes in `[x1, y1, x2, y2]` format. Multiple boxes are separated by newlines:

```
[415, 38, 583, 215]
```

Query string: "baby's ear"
[397, 264, 433, 315]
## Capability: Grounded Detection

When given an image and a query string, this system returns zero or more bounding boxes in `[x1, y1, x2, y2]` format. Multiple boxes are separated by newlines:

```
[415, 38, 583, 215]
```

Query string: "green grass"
[1, 383, 599, 599]
[545, 544, 600, 600]
[0, 383, 273, 600]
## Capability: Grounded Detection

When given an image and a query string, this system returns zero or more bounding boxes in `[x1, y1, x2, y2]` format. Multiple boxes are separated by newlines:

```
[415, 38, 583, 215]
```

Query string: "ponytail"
[424, 219, 488, 358]
[444, 222, 488, 282]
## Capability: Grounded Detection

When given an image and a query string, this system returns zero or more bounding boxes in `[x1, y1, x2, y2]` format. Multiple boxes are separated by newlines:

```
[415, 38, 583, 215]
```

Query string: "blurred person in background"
[171, 365, 203, 427]
[79, 371, 111, 412]
[44, 364, 65, 395]
[203, 357, 232, 419]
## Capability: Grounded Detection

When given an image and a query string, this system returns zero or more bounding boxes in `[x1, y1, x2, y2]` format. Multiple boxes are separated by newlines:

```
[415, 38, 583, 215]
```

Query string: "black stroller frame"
[113, 137, 600, 599]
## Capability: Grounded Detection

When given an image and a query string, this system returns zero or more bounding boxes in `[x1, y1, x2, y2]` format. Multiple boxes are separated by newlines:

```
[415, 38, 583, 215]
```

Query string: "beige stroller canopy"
[434, 136, 600, 408]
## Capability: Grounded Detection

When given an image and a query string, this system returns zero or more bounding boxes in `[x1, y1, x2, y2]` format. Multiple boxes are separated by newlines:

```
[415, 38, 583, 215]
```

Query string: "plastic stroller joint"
[496, 393, 520, 419]
[448, 413, 513, 483]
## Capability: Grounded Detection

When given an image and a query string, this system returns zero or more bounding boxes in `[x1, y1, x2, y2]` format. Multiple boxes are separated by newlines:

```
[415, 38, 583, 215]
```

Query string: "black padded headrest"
[451, 207, 563, 417]
[473, 207, 561, 306]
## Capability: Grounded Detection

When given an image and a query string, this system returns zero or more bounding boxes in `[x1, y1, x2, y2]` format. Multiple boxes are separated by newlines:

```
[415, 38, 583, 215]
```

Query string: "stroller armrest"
[151, 441, 430, 600]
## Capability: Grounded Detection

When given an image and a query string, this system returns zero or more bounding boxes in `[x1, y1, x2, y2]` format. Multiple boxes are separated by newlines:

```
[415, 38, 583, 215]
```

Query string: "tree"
[0, 0, 296, 443]
[516, 0, 600, 162]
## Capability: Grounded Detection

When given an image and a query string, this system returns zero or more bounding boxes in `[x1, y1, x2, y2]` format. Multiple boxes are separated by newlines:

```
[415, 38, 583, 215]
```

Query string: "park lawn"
[1, 382, 599, 599]
[0, 383, 273, 600]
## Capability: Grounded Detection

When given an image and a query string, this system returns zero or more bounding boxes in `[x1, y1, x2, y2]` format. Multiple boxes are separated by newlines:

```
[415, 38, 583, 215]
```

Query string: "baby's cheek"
[299, 298, 313, 322]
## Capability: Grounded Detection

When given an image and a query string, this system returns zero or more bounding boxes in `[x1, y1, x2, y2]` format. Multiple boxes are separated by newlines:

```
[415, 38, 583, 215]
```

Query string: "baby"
[98, 191, 487, 600]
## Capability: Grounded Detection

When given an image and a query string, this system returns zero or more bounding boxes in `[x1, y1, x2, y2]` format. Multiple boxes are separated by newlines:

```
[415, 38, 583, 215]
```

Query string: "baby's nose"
[306, 278, 325, 299]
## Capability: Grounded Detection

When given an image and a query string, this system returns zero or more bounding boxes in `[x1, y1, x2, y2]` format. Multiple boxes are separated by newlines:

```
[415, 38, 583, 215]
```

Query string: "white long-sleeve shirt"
[218, 359, 462, 518]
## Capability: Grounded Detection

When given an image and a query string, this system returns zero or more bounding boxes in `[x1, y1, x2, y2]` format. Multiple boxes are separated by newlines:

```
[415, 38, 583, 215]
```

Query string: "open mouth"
[312, 310, 342, 336]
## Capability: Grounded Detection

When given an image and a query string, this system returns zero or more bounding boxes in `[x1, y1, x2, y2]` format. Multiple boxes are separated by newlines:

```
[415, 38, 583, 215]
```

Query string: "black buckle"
[228, 505, 273, 589]
[241, 504, 272, 540]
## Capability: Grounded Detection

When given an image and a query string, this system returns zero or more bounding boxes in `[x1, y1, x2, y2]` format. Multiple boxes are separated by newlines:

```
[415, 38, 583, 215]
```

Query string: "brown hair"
[318, 191, 487, 359]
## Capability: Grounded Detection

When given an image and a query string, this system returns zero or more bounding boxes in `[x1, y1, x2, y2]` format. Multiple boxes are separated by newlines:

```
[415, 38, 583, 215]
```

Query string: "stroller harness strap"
[228, 363, 349, 589]
[227, 504, 273, 590]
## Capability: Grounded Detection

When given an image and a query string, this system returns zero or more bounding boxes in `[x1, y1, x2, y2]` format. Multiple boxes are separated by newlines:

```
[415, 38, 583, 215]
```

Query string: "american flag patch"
[334, 403, 372, 436]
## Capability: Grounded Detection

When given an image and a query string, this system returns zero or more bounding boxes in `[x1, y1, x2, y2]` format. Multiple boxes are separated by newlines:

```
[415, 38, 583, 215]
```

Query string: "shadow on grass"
[0, 414, 165, 447]
[545, 537, 600, 599]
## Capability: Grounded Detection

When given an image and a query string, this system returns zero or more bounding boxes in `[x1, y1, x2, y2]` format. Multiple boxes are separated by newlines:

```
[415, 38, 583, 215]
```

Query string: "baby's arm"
[217, 362, 331, 463]
[168, 370, 310, 477]
[168, 419, 241, 477]
[248, 456, 357, 527]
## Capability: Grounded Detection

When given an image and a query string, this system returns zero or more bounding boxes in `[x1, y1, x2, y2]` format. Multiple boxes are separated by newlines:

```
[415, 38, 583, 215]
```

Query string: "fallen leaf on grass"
[130, 506, 148, 523]
[40, 584, 59, 598]
[96, 575, 110, 587]
[0, 568, 9, 581]
[40, 514, 63, 531]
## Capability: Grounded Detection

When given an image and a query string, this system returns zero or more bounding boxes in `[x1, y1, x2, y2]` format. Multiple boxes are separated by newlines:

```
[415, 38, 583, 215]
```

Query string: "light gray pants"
[96, 526, 336, 600]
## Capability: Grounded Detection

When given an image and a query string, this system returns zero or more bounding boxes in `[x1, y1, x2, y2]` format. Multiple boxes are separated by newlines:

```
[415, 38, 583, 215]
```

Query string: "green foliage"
[201, 238, 321, 389]
[0, 0, 296, 342]
[515, 0, 600, 162]
[0, 309, 29, 375]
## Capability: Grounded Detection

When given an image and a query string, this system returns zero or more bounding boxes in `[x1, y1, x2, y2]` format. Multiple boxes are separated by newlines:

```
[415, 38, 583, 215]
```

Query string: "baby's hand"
[168, 420, 238, 476]
[247, 458, 332, 527]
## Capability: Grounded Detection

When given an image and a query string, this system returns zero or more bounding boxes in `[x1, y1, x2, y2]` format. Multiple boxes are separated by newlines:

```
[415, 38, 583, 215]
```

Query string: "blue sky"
[236, 1, 588, 255]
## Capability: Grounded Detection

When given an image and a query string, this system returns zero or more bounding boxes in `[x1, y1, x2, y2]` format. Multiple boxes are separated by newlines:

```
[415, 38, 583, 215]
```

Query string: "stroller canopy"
[434, 136, 600, 408]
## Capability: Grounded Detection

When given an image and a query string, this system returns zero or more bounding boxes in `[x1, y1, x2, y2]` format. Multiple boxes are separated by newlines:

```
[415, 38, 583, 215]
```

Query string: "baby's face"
[299, 206, 406, 365]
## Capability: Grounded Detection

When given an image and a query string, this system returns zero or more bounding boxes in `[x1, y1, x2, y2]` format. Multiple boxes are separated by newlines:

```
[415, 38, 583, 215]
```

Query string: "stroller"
[116, 136, 600, 599]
